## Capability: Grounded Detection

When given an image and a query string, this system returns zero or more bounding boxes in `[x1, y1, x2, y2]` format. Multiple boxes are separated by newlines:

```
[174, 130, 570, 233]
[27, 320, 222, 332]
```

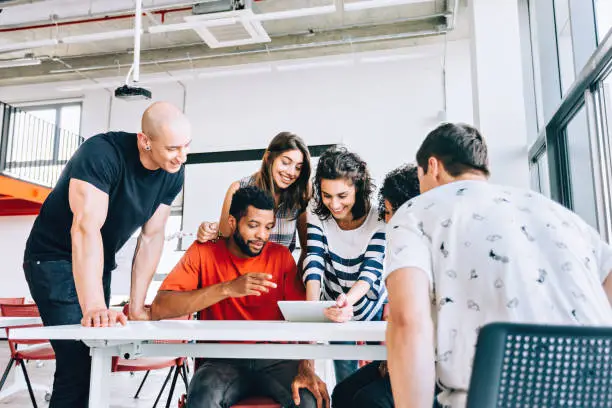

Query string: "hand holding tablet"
[278, 300, 337, 322]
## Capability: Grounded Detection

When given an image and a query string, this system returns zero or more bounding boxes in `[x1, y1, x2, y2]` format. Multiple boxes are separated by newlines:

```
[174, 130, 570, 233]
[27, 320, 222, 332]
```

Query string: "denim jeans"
[332, 361, 445, 408]
[332, 361, 392, 408]
[187, 359, 316, 408]
[23, 260, 111, 408]
[331, 348, 359, 384]
[332, 307, 385, 384]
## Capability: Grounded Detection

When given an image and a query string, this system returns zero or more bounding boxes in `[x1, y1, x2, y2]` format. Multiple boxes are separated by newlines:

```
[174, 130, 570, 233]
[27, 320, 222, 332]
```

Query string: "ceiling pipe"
[0, 6, 192, 33]
[52, 27, 448, 80]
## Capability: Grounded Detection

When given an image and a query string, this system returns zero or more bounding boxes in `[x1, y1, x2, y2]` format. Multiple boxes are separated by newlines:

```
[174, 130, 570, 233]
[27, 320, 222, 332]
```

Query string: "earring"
[145, 145, 151, 151]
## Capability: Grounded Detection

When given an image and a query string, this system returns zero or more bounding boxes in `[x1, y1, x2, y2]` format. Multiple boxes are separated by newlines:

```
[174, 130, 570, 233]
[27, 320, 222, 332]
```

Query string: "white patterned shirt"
[385, 180, 612, 407]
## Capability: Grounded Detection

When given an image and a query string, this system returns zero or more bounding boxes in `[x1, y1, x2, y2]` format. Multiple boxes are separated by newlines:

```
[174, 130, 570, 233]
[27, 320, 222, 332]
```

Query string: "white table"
[0, 316, 49, 402]
[12, 320, 387, 408]
[0, 317, 41, 328]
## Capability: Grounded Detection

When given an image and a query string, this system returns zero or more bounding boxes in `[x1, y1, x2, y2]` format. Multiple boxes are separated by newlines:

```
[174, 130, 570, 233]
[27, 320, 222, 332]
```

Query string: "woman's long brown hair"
[254, 132, 311, 218]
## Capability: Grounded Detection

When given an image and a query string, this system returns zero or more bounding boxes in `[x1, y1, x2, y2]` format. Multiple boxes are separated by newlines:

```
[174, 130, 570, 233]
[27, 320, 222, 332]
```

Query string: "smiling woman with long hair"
[197, 132, 312, 256]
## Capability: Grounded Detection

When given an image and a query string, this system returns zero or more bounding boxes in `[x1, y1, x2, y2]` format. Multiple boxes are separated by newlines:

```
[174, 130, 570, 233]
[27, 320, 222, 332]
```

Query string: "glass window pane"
[554, 0, 575, 94]
[530, 153, 551, 197]
[58, 105, 82, 161]
[528, 0, 545, 133]
[566, 106, 598, 229]
[595, 0, 612, 43]
[59, 105, 81, 135]
[25, 108, 56, 125]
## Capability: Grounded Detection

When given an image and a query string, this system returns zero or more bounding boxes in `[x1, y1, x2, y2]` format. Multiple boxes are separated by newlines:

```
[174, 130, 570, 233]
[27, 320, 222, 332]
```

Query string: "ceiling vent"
[184, 9, 270, 48]
[192, 0, 237, 15]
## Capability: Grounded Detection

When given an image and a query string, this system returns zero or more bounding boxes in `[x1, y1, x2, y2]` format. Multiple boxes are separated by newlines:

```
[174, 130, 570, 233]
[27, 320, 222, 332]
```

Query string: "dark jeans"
[332, 361, 392, 408]
[332, 361, 445, 408]
[331, 346, 359, 384]
[187, 359, 317, 408]
[332, 307, 385, 383]
[23, 260, 112, 408]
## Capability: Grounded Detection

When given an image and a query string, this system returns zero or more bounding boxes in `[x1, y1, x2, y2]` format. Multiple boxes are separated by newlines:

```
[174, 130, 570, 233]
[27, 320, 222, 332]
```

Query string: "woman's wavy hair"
[254, 132, 311, 217]
[312, 146, 374, 220]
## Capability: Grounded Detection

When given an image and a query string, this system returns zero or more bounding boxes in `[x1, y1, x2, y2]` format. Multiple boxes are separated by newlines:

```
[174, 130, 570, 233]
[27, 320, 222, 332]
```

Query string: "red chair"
[0, 298, 25, 315]
[115, 304, 190, 408]
[0, 303, 54, 408]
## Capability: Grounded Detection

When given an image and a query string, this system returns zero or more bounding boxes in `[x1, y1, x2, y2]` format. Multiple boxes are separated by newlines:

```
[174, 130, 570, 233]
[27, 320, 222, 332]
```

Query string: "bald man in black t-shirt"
[23, 101, 191, 407]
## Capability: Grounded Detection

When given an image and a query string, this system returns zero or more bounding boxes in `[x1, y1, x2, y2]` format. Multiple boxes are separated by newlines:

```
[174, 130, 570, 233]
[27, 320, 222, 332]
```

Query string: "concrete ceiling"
[0, 0, 467, 86]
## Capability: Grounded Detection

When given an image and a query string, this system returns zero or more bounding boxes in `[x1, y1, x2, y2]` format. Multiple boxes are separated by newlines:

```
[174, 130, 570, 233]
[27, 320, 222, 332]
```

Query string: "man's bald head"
[141, 101, 191, 140]
[138, 101, 192, 173]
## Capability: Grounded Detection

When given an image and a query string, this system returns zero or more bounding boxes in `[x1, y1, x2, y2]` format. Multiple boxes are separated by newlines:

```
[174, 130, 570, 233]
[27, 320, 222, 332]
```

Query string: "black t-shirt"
[24, 131, 184, 270]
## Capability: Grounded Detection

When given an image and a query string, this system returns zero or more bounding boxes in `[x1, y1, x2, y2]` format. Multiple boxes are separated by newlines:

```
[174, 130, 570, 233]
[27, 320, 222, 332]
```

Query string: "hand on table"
[197, 222, 219, 243]
[324, 293, 353, 323]
[81, 308, 127, 327]
[224, 272, 277, 298]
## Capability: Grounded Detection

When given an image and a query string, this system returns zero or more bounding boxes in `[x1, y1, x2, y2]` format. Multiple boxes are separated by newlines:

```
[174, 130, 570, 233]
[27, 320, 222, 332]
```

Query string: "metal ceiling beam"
[0, 17, 446, 86]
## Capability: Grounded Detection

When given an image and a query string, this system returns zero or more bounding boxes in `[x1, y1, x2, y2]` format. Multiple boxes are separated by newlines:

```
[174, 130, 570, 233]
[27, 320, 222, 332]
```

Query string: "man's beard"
[233, 229, 266, 257]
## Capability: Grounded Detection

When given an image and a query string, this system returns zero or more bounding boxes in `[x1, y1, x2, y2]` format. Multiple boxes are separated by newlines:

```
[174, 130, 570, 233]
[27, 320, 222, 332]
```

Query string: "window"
[565, 106, 599, 228]
[530, 152, 551, 197]
[4, 102, 82, 186]
[554, 0, 576, 94]
[603, 67, 612, 131]
[595, 0, 612, 44]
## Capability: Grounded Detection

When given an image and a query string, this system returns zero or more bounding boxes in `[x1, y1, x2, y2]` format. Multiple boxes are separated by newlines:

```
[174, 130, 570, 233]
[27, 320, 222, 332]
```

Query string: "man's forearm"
[151, 283, 230, 320]
[71, 226, 106, 313]
[387, 321, 435, 408]
[130, 232, 164, 314]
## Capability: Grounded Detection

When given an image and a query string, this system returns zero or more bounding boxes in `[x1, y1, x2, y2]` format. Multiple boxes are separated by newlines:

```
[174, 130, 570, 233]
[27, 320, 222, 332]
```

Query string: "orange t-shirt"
[159, 239, 305, 321]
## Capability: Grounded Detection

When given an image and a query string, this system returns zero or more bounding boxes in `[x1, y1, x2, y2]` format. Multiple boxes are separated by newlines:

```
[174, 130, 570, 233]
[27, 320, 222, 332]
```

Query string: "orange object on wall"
[0, 174, 51, 216]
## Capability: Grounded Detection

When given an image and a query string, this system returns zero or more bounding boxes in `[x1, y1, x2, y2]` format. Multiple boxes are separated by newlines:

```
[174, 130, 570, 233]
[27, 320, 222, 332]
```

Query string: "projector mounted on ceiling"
[115, 0, 151, 101]
[114, 85, 151, 100]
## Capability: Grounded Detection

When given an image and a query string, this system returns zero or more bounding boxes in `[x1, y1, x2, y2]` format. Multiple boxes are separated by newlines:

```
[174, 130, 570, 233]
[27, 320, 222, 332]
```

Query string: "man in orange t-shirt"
[151, 186, 329, 408]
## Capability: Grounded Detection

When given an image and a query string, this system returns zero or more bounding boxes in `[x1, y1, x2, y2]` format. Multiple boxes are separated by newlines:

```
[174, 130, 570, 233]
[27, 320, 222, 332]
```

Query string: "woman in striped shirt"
[303, 146, 386, 383]
[197, 132, 311, 257]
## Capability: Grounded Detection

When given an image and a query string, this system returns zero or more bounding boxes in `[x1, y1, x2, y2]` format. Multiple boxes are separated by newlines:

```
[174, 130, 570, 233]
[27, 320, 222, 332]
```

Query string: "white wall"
[0, 37, 532, 298]
[0, 216, 35, 298]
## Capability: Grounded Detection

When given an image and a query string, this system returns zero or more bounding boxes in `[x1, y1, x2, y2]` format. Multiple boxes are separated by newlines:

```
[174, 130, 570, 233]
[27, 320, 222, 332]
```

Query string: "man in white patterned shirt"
[384, 123, 612, 408]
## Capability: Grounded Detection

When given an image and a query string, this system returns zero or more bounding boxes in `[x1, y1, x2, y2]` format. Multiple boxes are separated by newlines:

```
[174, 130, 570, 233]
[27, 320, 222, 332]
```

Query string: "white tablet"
[278, 301, 337, 322]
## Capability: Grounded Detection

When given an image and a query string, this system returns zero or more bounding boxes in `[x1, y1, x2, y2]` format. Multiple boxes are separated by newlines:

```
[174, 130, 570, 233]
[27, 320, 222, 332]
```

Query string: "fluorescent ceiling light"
[360, 52, 434, 63]
[61, 29, 138, 44]
[0, 58, 41, 69]
[0, 39, 58, 53]
[344, 0, 429, 11]
[148, 18, 237, 34]
[252, 5, 337, 21]
[198, 66, 272, 78]
[276, 59, 354, 72]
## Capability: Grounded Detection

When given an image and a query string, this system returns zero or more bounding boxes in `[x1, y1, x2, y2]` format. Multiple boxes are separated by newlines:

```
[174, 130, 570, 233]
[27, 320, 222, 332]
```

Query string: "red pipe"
[0, 6, 192, 33]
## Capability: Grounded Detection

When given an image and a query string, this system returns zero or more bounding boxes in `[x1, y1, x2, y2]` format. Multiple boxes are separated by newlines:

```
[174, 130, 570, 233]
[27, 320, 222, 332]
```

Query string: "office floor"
[0, 343, 334, 407]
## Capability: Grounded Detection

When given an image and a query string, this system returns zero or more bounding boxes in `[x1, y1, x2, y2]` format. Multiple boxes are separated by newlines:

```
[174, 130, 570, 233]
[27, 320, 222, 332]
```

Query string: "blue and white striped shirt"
[303, 205, 387, 321]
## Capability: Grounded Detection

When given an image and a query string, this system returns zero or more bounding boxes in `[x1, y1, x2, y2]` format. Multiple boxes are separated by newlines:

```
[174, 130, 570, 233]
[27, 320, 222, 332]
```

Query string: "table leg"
[88, 347, 111, 408]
